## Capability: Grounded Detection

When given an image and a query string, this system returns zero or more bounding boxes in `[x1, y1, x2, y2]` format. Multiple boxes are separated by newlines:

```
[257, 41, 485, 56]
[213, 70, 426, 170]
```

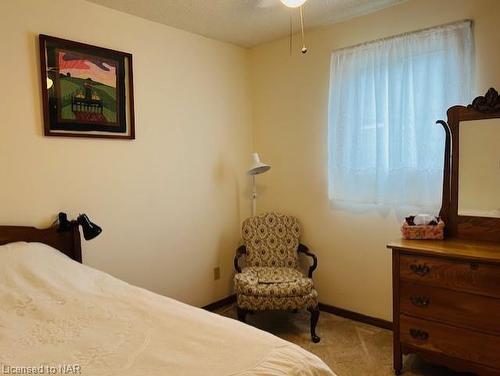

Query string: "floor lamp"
[247, 153, 271, 217]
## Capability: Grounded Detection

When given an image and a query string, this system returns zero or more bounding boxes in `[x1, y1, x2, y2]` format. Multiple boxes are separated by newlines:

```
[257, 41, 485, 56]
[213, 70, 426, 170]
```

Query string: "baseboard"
[203, 296, 392, 331]
[202, 294, 236, 311]
[319, 302, 393, 330]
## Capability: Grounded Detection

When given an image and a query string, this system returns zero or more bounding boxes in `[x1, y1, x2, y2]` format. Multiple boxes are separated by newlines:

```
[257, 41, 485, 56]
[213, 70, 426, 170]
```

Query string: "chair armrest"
[298, 243, 318, 278]
[234, 245, 247, 273]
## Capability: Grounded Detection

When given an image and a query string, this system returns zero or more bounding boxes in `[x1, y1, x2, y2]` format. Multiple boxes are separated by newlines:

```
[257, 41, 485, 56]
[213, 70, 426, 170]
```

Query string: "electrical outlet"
[213, 267, 221, 281]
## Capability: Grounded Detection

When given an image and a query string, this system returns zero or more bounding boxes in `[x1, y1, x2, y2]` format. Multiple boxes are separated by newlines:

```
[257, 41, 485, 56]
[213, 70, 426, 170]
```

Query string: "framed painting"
[39, 35, 135, 139]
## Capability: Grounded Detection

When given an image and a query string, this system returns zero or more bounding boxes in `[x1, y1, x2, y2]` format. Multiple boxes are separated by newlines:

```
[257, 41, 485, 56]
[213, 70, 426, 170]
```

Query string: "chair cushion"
[237, 290, 318, 311]
[234, 267, 314, 297]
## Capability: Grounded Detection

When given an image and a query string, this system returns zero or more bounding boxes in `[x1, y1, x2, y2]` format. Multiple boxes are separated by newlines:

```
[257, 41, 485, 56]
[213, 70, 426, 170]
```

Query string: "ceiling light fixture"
[280, 0, 308, 8]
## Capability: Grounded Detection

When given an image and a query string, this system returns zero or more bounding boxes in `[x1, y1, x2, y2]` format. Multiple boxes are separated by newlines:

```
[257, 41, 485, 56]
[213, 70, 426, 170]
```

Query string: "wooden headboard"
[0, 224, 82, 263]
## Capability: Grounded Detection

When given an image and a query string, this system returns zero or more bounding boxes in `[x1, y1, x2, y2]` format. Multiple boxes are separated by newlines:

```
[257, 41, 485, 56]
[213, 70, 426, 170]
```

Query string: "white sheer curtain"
[328, 21, 474, 212]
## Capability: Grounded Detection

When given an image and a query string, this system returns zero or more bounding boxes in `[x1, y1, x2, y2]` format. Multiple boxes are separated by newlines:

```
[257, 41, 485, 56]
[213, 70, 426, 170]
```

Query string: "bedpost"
[71, 221, 82, 263]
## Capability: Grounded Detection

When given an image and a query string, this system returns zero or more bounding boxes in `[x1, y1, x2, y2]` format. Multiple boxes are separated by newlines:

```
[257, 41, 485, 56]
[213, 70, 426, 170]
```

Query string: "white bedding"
[0, 242, 335, 376]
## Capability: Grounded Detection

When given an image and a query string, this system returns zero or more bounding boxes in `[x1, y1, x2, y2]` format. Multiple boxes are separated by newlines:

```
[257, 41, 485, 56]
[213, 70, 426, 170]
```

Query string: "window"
[328, 21, 474, 211]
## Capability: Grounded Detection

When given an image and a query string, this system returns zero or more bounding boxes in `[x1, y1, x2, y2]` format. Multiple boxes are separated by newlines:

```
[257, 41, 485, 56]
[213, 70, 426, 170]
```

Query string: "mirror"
[458, 118, 500, 218]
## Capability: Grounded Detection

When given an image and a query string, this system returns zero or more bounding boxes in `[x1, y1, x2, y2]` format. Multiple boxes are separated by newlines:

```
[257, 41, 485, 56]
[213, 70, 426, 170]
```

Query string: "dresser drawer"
[400, 315, 500, 369]
[400, 254, 500, 298]
[400, 281, 500, 335]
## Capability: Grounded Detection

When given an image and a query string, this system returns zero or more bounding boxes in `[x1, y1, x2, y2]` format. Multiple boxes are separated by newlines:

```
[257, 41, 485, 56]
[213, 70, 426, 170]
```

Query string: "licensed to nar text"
[1, 364, 81, 375]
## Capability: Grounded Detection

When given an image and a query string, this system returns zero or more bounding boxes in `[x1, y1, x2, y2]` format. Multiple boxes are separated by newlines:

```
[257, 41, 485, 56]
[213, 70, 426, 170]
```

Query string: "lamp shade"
[247, 153, 271, 176]
[77, 214, 102, 240]
[280, 0, 308, 7]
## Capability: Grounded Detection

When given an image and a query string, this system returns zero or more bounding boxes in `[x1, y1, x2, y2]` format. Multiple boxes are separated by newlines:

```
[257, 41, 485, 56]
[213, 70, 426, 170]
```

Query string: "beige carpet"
[215, 305, 470, 376]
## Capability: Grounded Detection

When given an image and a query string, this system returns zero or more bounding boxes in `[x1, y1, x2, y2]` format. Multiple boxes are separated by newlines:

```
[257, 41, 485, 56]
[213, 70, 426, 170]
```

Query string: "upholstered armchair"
[233, 212, 321, 343]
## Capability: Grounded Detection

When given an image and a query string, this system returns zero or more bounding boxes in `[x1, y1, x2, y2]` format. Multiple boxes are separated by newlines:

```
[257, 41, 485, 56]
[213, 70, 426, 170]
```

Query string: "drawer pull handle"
[409, 328, 429, 341]
[410, 296, 430, 307]
[410, 263, 430, 276]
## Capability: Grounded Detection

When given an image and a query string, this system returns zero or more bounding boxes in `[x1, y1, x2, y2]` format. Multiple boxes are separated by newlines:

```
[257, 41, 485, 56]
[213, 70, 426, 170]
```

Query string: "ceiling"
[86, 0, 406, 48]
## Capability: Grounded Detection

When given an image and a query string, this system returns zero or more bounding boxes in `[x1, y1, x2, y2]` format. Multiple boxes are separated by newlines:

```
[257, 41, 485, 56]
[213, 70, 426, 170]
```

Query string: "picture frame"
[39, 34, 135, 139]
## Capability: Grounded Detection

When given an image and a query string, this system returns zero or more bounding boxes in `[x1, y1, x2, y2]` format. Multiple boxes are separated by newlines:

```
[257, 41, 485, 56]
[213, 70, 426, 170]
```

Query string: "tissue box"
[401, 220, 445, 240]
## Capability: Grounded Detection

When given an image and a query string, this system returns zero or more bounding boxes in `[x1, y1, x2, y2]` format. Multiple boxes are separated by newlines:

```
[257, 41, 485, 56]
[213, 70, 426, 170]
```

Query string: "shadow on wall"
[211, 155, 246, 298]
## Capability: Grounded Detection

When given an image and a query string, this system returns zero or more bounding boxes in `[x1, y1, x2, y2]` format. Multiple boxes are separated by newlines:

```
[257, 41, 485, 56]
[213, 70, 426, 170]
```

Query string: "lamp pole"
[252, 175, 257, 217]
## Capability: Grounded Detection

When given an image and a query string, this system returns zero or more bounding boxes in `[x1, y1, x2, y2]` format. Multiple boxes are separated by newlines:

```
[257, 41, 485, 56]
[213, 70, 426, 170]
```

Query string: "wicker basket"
[401, 220, 445, 240]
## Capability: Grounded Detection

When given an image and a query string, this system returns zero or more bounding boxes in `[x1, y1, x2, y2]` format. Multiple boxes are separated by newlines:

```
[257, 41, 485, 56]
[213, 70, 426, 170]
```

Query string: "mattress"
[0, 242, 335, 376]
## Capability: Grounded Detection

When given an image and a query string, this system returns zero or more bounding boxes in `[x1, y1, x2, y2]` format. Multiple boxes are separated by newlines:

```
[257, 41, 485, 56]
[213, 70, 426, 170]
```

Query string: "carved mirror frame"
[438, 88, 500, 242]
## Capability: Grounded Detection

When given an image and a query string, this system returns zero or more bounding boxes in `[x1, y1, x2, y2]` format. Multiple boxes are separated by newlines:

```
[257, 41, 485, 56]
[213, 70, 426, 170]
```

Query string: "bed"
[0, 224, 335, 376]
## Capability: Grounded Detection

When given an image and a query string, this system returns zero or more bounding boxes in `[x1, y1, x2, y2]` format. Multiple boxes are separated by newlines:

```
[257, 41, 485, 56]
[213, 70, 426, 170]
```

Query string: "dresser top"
[387, 238, 500, 263]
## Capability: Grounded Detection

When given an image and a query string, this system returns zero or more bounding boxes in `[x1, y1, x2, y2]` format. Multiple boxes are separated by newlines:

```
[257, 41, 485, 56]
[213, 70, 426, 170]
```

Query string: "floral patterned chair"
[233, 212, 321, 343]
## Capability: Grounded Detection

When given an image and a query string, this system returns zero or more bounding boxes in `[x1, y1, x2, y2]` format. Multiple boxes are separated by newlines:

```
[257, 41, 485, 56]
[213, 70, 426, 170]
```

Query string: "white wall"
[0, 0, 253, 307]
[249, 0, 500, 320]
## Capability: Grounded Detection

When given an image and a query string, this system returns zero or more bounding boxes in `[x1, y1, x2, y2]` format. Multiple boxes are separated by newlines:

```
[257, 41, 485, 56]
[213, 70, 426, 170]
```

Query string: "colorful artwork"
[57, 50, 117, 124]
[40, 35, 135, 139]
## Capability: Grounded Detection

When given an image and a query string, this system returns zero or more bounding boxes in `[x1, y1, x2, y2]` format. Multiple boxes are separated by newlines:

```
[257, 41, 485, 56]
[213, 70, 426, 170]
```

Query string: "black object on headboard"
[0, 223, 82, 263]
[58, 212, 102, 241]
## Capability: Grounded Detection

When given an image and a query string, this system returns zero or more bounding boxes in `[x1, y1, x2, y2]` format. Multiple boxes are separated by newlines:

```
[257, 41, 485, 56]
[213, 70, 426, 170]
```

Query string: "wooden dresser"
[388, 89, 500, 375]
[388, 239, 500, 375]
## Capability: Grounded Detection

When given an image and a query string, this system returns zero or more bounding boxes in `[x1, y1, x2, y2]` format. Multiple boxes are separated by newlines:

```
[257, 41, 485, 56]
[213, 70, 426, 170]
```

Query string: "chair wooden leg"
[308, 305, 321, 343]
[237, 307, 248, 323]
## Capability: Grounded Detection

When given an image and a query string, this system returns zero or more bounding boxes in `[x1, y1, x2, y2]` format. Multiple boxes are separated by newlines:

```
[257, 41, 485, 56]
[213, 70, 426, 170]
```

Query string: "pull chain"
[299, 5, 307, 54]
